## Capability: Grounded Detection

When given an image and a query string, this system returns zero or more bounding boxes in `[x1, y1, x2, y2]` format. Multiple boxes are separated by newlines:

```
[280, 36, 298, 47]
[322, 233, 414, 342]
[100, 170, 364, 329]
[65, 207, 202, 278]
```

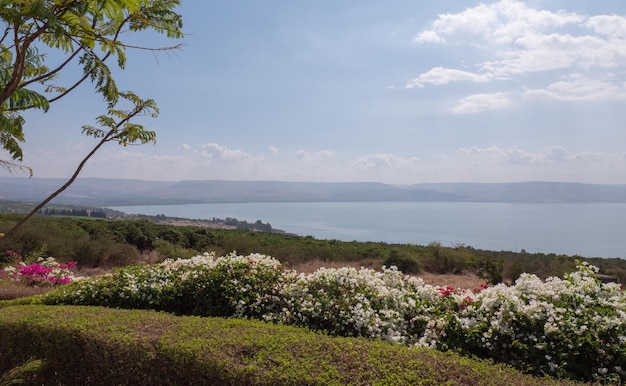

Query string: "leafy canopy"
[0, 0, 183, 171]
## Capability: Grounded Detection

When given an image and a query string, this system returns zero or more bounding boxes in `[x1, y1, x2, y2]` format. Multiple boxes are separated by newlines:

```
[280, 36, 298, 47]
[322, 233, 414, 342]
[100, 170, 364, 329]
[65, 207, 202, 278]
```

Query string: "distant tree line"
[139, 214, 273, 233]
[40, 208, 107, 219]
[224, 218, 273, 232]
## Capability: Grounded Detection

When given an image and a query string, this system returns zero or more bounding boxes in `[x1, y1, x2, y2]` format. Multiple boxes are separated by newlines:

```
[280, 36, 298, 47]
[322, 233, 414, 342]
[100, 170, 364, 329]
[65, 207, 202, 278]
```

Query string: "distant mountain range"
[2, 177, 626, 206]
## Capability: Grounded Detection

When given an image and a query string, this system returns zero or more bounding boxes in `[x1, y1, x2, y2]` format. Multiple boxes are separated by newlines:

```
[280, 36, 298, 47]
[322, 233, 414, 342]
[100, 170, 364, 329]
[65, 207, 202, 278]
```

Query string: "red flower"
[473, 283, 489, 293]
[438, 285, 455, 296]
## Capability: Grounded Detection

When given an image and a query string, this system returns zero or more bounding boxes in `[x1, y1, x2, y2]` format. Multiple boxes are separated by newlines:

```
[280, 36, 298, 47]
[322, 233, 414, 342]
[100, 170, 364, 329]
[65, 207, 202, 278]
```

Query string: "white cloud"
[417, 0, 584, 46]
[405, 67, 496, 88]
[524, 74, 626, 101]
[455, 145, 612, 167]
[352, 153, 420, 170]
[269, 145, 279, 154]
[180, 144, 192, 151]
[296, 150, 335, 161]
[452, 92, 511, 114]
[498, 33, 623, 74]
[199, 143, 254, 161]
[410, 0, 626, 105]
[586, 15, 626, 38]
[413, 30, 445, 44]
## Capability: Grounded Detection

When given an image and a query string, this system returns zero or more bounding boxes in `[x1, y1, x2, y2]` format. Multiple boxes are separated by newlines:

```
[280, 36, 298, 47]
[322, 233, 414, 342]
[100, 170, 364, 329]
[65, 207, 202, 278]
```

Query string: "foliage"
[475, 256, 504, 284]
[0, 358, 43, 386]
[32, 253, 626, 383]
[383, 249, 420, 274]
[424, 241, 467, 274]
[0, 305, 575, 385]
[0, 0, 183, 164]
[0, 1, 184, 238]
[0, 214, 142, 267]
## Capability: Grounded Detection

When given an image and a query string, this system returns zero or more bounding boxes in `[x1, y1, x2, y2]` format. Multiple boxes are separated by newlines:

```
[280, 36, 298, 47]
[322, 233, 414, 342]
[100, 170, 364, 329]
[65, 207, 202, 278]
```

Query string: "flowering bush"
[447, 262, 626, 383]
[1, 253, 78, 286]
[261, 266, 445, 345]
[39, 253, 626, 383]
[44, 252, 291, 317]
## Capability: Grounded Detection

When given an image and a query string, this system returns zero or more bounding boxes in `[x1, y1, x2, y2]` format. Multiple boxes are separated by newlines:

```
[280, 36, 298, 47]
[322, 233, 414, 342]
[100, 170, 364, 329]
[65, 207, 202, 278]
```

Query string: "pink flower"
[19, 264, 53, 278]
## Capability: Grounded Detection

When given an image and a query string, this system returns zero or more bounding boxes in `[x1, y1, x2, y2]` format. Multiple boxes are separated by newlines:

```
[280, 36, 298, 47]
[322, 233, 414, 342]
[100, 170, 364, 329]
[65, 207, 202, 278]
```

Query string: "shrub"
[383, 250, 420, 274]
[476, 257, 504, 284]
[152, 239, 199, 261]
[424, 242, 464, 274]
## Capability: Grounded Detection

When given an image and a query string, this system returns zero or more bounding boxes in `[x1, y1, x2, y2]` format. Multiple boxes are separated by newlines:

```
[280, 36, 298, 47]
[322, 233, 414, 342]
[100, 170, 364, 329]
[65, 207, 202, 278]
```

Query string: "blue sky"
[5, 0, 626, 184]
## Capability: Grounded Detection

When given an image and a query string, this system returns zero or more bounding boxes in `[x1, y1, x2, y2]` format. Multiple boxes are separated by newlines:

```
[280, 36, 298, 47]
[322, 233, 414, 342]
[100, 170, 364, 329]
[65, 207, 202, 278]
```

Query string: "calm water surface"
[108, 202, 626, 258]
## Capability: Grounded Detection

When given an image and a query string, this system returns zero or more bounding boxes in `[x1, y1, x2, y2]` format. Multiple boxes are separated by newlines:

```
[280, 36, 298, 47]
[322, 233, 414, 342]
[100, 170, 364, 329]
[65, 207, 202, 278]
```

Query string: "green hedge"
[0, 305, 577, 385]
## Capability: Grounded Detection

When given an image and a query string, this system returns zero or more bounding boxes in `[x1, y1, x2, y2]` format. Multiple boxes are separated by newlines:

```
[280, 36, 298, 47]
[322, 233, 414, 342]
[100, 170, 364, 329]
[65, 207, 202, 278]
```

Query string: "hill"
[2, 177, 626, 206]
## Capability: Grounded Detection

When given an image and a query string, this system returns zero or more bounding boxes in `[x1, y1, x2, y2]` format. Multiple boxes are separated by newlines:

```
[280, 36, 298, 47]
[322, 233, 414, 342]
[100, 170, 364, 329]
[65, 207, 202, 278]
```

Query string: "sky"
[4, 0, 626, 184]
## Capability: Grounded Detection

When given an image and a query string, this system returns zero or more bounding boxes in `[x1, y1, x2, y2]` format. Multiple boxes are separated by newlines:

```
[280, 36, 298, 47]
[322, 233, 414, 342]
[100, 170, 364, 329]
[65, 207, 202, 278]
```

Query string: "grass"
[0, 304, 584, 385]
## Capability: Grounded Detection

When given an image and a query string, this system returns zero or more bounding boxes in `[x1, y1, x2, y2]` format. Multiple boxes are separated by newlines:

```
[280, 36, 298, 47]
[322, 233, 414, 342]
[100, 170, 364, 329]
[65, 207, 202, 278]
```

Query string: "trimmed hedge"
[0, 305, 577, 385]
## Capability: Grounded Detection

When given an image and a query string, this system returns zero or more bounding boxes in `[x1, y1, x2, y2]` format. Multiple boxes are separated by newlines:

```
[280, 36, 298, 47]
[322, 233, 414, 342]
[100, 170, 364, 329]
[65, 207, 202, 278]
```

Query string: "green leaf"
[79, 53, 119, 107]
[81, 125, 107, 139]
[0, 0, 183, 168]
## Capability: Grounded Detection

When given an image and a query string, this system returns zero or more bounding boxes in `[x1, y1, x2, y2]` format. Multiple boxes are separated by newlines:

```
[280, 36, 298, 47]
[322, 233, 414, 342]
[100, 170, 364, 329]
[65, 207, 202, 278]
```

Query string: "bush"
[476, 257, 504, 284]
[151, 239, 197, 261]
[383, 250, 420, 274]
[424, 242, 465, 274]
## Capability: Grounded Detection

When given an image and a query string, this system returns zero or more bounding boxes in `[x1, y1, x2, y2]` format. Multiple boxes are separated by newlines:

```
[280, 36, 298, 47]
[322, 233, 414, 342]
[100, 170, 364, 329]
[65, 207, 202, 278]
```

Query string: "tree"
[0, 0, 183, 237]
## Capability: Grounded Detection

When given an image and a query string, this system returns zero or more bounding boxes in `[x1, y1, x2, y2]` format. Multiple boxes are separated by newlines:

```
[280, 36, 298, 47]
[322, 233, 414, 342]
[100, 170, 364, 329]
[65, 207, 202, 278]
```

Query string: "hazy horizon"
[5, 175, 626, 186]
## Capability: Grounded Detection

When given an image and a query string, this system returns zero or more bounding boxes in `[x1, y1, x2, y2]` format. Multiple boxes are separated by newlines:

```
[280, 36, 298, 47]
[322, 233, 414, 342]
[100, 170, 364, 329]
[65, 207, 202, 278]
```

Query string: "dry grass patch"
[0, 285, 52, 300]
[418, 271, 487, 289]
[289, 258, 382, 273]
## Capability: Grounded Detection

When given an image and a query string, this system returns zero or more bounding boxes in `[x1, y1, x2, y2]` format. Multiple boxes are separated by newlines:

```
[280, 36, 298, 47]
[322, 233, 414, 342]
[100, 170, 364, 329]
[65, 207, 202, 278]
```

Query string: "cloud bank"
[7, 142, 625, 185]
[408, 0, 626, 112]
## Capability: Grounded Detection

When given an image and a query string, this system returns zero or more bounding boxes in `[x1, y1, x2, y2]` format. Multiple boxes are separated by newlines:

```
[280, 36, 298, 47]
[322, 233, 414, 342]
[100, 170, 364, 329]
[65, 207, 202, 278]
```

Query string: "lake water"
[108, 202, 626, 259]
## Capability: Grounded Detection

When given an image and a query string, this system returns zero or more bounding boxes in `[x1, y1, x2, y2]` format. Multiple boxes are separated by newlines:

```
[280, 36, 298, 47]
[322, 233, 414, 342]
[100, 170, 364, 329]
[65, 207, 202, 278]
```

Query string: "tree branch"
[2, 106, 144, 238]
[0, 21, 47, 105]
